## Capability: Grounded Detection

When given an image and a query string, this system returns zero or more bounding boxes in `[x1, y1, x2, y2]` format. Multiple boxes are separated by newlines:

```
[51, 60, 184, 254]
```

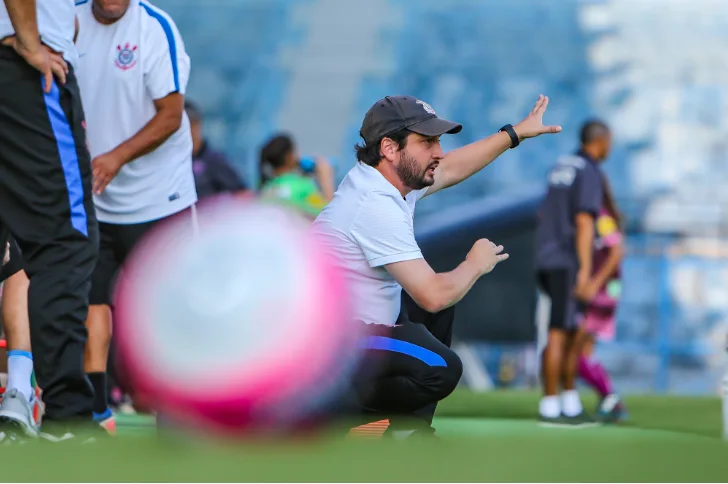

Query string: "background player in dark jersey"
[535, 120, 611, 426]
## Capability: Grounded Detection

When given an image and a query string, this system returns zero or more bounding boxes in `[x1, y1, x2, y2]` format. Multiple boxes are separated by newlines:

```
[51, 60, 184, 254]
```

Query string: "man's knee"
[427, 349, 463, 401]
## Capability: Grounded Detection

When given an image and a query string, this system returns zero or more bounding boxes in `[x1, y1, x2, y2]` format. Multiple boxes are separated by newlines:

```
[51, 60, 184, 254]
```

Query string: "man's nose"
[432, 142, 444, 159]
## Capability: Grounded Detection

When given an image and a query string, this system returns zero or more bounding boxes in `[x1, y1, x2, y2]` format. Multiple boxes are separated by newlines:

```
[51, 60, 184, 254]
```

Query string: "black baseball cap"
[360, 96, 462, 145]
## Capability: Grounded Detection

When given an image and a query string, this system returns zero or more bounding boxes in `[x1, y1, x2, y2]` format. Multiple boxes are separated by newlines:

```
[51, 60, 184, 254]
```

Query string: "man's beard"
[396, 151, 435, 190]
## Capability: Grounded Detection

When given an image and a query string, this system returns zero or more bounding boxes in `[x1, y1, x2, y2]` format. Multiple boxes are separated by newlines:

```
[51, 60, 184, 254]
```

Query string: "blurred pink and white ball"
[114, 200, 359, 435]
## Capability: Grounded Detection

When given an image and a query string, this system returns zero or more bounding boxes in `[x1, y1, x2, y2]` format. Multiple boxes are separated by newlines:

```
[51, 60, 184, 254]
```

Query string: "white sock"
[539, 395, 561, 418]
[561, 390, 583, 417]
[7, 350, 34, 403]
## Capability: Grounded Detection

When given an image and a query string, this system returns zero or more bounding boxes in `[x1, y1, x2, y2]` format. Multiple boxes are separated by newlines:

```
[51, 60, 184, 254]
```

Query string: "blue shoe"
[93, 409, 117, 436]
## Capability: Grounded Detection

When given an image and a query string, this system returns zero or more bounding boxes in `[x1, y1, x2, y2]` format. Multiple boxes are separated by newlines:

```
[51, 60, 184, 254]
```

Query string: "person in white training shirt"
[75, 0, 197, 432]
[0, 0, 99, 441]
[311, 95, 561, 437]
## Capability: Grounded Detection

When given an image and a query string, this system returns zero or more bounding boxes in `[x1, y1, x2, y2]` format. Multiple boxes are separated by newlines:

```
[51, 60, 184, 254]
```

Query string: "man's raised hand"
[514, 95, 562, 141]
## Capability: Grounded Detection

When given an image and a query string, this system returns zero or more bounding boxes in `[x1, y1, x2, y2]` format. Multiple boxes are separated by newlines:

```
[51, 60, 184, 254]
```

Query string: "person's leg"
[393, 293, 457, 430]
[540, 328, 566, 418]
[85, 222, 119, 431]
[577, 322, 624, 420]
[576, 329, 611, 398]
[0, 236, 44, 437]
[0, 51, 98, 433]
[538, 269, 591, 424]
[2, 268, 33, 401]
[85, 218, 157, 431]
[352, 320, 463, 437]
[102, 208, 193, 420]
[538, 270, 567, 420]
[0, 265, 41, 438]
[561, 330, 584, 418]
[561, 281, 586, 419]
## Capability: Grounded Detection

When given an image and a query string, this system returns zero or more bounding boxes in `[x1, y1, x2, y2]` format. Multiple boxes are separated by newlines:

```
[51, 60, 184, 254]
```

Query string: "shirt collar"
[357, 162, 409, 200]
[576, 149, 597, 165]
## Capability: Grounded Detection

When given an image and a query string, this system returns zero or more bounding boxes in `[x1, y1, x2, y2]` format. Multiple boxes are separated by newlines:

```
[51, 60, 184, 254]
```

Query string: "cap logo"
[416, 100, 436, 116]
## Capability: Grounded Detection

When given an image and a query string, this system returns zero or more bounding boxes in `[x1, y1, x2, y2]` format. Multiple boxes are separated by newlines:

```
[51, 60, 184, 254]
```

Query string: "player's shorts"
[582, 308, 616, 341]
[90, 207, 197, 306]
[582, 282, 620, 341]
[537, 269, 584, 332]
[0, 236, 24, 284]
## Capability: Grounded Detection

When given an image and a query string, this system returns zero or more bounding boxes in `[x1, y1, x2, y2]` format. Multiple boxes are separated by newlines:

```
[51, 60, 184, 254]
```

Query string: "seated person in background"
[259, 133, 335, 219]
[185, 101, 248, 200]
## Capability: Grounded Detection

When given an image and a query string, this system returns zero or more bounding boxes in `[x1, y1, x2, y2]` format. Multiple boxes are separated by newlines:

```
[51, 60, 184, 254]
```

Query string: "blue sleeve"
[575, 166, 603, 217]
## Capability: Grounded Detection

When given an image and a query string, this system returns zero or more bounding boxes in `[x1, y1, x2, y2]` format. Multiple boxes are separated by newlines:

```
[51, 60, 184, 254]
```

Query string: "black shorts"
[0, 226, 24, 283]
[90, 208, 196, 306]
[537, 269, 584, 332]
[0, 238, 23, 283]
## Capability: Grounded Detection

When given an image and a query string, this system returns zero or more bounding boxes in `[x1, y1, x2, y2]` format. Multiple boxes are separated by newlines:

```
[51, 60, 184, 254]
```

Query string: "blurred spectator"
[185, 101, 248, 199]
[259, 133, 335, 219]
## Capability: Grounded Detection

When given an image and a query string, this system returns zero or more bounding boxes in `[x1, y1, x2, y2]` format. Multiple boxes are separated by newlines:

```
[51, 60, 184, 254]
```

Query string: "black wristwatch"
[499, 124, 520, 149]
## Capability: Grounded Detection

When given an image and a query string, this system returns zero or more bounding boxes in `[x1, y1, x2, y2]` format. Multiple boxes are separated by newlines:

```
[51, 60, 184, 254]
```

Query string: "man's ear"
[380, 137, 398, 162]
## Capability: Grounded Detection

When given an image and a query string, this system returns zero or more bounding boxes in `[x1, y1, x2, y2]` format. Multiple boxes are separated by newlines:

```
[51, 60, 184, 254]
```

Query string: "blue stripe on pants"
[359, 336, 448, 367]
[43, 79, 88, 236]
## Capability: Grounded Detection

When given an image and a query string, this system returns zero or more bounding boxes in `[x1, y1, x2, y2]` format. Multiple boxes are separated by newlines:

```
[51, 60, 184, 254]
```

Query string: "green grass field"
[5, 390, 728, 482]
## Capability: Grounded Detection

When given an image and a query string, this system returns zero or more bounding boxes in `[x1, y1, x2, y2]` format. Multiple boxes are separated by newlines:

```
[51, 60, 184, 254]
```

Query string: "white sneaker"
[0, 389, 39, 438]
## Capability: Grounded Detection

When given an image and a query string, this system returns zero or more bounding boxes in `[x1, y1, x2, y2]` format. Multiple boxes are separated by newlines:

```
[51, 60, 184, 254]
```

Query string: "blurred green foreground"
[5, 390, 728, 482]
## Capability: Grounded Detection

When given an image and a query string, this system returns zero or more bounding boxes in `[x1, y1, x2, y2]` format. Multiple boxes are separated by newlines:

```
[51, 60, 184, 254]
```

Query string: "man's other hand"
[92, 152, 126, 194]
[466, 238, 509, 275]
[514, 95, 562, 141]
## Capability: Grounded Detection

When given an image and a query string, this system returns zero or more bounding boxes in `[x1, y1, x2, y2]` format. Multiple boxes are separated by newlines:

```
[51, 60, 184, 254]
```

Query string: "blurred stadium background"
[156, 0, 728, 398]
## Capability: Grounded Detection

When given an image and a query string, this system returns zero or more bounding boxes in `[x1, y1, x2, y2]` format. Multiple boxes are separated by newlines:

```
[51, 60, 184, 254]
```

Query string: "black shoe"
[538, 412, 600, 428]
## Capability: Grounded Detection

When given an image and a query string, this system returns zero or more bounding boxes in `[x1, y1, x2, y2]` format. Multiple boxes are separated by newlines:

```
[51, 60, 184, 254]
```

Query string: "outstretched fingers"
[530, 94, 544, 115]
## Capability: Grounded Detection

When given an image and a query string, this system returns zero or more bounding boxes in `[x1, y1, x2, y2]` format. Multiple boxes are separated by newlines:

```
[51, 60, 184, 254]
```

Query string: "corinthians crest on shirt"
[115, 43, 138, 70]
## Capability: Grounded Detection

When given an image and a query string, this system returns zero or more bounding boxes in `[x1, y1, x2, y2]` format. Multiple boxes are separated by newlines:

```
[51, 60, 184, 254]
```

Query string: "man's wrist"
[462, 258, 485, 278]
[111, 146, 132, 166]
[499, 124, 520, 148]
[15, 33, 42, 52]
[512, 123, 526, 142]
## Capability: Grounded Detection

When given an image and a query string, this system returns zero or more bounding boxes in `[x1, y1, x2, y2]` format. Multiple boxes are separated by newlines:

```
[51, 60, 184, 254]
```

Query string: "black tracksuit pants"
[351, 293, 463, 430]
[0, 46, 98, 423]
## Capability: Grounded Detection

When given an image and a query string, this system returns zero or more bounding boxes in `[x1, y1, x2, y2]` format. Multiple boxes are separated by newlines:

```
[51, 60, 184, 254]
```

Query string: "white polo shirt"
[310, 162, 428, 326]
[75, 0, 197, 224]
[0, 0, 77, 66]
